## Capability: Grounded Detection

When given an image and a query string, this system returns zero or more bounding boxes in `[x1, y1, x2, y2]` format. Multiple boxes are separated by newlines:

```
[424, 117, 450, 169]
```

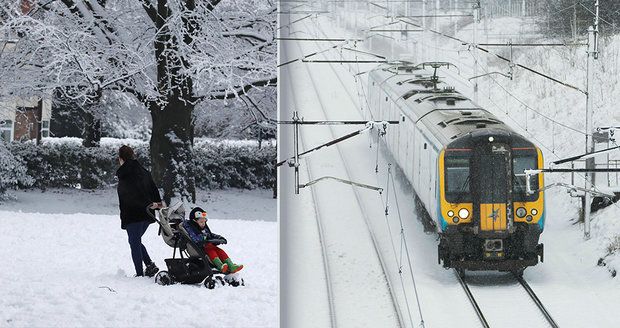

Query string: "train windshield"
[445, 155, 471, 203]
[513, 156, 539, 201]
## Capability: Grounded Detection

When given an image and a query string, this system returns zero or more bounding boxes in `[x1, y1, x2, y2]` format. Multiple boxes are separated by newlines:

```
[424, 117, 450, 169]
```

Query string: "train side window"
[385, 96, 388, 102]
[424, 143, 427, 149]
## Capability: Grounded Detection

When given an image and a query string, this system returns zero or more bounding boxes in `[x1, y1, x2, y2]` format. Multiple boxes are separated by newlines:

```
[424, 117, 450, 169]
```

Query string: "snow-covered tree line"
[0, 0, 276, 203]
[538, 0, 620, 38]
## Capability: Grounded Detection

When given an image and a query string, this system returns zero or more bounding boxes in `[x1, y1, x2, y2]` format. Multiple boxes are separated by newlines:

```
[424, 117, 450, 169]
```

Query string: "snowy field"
[280, 3, 620, 327]
[0, 188, 277, 328]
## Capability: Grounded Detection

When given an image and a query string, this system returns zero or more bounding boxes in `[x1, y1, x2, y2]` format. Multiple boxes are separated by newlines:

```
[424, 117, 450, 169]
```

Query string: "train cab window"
[513, 156, 539, 201]
[445, 155, 471, 203]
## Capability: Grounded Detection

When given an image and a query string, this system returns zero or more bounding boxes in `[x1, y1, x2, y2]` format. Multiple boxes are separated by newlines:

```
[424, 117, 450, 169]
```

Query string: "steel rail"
[455, 271, 491, 328]
[285, 43, 338, 328]
[297, 19, 405, 327]
[514, 274, 560, 328]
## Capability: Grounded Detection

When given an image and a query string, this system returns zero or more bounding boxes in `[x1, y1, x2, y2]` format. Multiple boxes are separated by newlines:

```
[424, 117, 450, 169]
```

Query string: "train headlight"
[447, 210, 454, 217]
[458, 208, 469, 219]
[531, 209, 538, 216]
[526, 215, 533, 222]
[516, 207, 527, 218]
[452, 217, 459, 223]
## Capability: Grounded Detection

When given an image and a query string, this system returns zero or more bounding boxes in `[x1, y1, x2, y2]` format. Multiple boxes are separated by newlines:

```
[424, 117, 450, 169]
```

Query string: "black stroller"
[148, 203, 244, 289]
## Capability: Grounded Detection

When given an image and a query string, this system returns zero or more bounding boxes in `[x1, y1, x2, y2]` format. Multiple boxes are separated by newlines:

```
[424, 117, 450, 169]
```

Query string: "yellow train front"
[437, 132, 545, 272]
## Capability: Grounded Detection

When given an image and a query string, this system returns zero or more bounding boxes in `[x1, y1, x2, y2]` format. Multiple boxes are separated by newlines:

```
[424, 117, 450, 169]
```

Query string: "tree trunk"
[80, 106, 102, 190]
[82, 108, 101, 148]
[147, 0, 197, 204]
[149, 98, 196, 205]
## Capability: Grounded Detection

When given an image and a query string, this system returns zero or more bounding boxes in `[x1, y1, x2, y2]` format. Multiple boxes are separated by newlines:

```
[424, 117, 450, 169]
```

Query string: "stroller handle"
[146, 204, 166, 221]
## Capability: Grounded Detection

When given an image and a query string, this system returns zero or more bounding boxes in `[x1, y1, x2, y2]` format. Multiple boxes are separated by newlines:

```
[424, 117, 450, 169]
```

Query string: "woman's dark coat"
[116, 159, 162, 229]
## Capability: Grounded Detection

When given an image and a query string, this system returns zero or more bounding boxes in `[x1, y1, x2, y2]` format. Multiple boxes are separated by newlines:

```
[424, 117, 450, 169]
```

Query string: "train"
[367, 61, 545, 274]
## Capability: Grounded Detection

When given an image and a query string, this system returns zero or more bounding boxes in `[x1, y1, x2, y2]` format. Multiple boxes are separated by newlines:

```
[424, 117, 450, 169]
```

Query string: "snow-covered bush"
[0, 140, 33, 200]
[194, 144, 275, 189]
[7, 138, 274, 190]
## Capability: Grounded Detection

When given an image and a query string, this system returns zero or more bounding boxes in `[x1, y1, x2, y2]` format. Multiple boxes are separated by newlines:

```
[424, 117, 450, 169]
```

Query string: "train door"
[429, 149, 437, 210]
[421, 139, 432, 206]
[471, 143, 513, 233]
[414, 129, 422, 192]
[405, 122, 413, 182]
[410, 124, 418, 188]
[397, 112, 402, 164]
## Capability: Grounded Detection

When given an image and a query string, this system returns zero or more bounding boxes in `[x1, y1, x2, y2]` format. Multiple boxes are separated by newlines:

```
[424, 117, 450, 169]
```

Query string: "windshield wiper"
[454, 175, 470, 203]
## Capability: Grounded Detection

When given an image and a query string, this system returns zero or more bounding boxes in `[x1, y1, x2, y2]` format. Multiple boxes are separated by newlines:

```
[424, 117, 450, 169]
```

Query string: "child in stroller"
[183, 207, 244, 274]
[150, 203, 244, 288]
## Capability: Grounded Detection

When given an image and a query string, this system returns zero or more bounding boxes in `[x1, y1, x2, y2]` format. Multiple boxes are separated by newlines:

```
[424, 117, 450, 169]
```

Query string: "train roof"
[368, 62, 533, 148]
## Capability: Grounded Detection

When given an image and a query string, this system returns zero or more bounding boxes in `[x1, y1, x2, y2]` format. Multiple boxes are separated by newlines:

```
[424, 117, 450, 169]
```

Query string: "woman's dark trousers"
[126, 221, 153, 276]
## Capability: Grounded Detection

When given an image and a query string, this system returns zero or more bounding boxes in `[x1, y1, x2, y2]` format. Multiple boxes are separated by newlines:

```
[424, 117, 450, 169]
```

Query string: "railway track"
[456, 270, 559, 328]
[282, 15, 403, 327]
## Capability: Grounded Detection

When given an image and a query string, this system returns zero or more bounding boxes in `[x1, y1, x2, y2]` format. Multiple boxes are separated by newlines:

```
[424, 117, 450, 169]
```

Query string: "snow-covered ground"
[0, 188, 276, 327]
[280, 2, 620, 327]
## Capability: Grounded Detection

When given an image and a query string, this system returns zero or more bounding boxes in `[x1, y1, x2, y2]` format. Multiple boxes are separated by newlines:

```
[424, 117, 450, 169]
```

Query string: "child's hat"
[189, 207, 208, 221]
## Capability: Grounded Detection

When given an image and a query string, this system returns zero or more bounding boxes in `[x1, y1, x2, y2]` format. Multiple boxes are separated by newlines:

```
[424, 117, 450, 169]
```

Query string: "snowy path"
[0, 188, 276, 327]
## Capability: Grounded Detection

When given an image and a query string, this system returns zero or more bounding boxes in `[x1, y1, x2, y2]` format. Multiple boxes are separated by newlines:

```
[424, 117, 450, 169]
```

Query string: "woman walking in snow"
[116, 145, 162, 277]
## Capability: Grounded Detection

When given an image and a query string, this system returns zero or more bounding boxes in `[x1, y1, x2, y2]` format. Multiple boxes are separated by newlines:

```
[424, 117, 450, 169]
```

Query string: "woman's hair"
[118, 145, 136, 162]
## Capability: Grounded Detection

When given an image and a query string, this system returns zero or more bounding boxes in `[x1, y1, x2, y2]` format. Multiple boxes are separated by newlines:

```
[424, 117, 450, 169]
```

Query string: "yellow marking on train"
[480, 203, 507, 231]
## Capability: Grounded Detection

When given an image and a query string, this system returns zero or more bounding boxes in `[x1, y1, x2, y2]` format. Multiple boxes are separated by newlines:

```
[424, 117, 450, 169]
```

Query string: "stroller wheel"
[155, 271, 173, 286]
[215, 276, 225, 286]
[225, 274, 244, 287]
[205, 276, 225, 289]
[204, 276, 216, 289]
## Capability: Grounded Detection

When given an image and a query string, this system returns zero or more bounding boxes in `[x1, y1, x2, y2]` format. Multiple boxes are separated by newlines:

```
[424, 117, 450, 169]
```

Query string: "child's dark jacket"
[182, 220, 227, 246]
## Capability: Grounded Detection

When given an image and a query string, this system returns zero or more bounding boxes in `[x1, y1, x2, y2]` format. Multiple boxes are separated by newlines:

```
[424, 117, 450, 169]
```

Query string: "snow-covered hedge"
[7, 138, 275, 190]
[0, 141, 34, 200]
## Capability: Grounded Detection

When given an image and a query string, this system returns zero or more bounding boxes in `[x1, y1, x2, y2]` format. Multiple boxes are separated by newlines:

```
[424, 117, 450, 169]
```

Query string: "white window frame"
[40, 120, 50, 138]
[0, 119, 14, 142]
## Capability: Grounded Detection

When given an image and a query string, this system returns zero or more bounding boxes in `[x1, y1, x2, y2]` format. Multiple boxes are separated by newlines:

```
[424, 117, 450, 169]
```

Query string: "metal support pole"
[293, 111, 300, 194]
[594, 0, 599, 59]
[584, 3, 600, 239]
[584, 26, 596, 239]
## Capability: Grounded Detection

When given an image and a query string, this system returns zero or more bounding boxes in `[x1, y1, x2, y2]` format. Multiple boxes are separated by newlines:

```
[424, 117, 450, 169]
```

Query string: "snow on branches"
[0, 0, 276, 109]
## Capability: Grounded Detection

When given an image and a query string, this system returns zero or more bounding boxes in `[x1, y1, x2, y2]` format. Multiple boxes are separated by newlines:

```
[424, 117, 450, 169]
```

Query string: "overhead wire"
[472, 50, 586, 136]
